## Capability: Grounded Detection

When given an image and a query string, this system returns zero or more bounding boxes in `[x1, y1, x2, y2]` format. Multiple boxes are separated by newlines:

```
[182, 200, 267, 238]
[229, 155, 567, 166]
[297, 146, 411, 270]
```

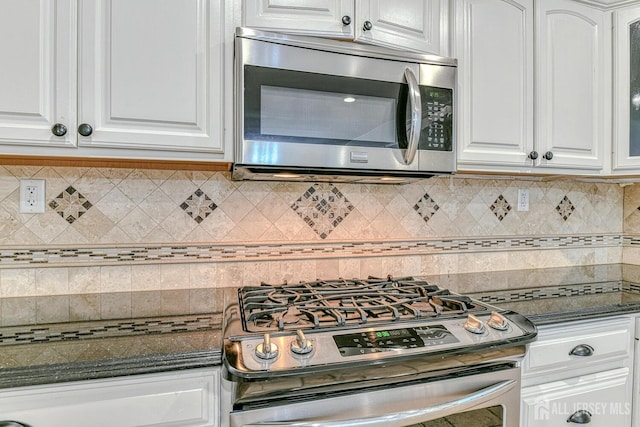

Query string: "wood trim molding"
[0, 155, 232, 172]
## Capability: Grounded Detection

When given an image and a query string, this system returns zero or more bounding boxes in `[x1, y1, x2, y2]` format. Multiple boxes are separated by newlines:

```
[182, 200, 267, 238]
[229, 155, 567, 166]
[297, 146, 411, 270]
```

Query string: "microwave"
[233, 28, 457, 183]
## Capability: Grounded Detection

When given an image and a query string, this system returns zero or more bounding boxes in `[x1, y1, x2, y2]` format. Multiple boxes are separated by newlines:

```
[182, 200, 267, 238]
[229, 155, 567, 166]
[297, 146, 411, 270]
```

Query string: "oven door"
[235, 35, 455, 174]
[226, 364, 521, 427]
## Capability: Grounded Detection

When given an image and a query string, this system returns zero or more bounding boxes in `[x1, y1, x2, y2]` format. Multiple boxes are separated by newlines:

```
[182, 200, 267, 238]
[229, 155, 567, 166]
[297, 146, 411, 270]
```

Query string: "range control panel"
[333, 324, 459, 356]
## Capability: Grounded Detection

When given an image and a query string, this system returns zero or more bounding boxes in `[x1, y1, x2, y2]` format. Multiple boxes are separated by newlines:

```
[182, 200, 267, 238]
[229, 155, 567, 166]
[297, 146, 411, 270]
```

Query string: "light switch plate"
[19, 179, 46, 213]
[517, 189, 529, 212]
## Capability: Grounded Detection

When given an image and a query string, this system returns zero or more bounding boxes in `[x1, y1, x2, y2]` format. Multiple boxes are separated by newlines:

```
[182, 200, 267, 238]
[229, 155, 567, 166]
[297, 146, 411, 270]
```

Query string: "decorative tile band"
[0, 233, 623, 267]
[474, 281, 626, 304]
[0, 314, 218, 346]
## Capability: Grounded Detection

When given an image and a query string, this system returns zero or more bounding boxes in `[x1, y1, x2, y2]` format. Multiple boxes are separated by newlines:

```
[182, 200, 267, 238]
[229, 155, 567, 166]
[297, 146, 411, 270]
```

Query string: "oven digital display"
[333, 325, 459, 357]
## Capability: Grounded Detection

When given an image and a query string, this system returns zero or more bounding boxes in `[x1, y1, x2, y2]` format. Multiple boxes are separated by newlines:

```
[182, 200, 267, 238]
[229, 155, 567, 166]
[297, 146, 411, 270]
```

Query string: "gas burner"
[238, 276, 490, 332]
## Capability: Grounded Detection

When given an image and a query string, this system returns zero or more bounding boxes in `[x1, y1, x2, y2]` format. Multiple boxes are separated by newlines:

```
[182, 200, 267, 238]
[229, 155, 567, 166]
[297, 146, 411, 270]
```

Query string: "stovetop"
[223, 277, 538, 378]
[238, 277, 484, 333]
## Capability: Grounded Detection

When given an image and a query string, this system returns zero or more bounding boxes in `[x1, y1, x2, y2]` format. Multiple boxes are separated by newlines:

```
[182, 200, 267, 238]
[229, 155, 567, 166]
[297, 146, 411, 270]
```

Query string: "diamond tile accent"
[291, 184, 354, 239]
[490, 194, 511, 221]
[556, 195, 575, 221]
[414, 193, 440, 223]
[180, 189, 217, 224]
[49, 186, 93, 224]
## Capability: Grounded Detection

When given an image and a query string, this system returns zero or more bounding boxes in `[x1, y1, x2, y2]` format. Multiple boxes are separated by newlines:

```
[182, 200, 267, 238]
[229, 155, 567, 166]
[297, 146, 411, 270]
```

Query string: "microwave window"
[244, 65, 408, 149]
[260, 86, 397, 144]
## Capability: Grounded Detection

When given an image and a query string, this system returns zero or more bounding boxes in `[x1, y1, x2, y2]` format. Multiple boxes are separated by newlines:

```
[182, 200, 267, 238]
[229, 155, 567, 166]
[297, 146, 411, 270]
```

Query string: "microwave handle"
[403, 68, 422, 165]
[241, 379, 516, 427]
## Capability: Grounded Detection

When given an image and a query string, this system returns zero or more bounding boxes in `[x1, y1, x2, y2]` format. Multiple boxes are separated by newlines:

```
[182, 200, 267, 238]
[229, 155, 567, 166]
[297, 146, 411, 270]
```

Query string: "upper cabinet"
[535, 0, 610, 172]
[0, 0, 232, 162]
[454, 0, 611, 175]
[243, 0, 449, 55]
[453, 0, 534, 170]
[613, 5, 640, 172]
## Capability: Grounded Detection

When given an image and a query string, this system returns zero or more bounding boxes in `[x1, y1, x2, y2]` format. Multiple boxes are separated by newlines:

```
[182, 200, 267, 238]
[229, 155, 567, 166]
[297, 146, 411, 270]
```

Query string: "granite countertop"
[4, 264, 640, 390]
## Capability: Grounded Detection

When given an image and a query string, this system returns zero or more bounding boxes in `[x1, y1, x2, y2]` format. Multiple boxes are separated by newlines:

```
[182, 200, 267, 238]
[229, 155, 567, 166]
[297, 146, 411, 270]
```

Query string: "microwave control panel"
[420, 87, 453, 152]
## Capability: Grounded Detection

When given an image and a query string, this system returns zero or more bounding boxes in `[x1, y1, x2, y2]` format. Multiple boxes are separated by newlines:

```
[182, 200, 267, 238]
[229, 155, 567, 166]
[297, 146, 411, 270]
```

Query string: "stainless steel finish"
[543, 151, 554, 160]
[567, 409, 592, 424]
[403, 68, 421, 165]
[341, 15, 351, 26]
[290, 330, 313, 355]
[254, 333, 278, 360]
[463, 313, 486, 334]
[487, 311, 508, 331]
[226, 363, 522, 427]
[233, 28, 457, 182]
[363, 20, 373, 31]
[528, 151, 539, 160]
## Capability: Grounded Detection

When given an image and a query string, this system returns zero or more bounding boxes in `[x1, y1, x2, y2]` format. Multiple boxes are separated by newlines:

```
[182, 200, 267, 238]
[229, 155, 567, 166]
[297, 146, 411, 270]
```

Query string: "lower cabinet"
[520, 317, 634, 426]
[0, 367, 220, 427]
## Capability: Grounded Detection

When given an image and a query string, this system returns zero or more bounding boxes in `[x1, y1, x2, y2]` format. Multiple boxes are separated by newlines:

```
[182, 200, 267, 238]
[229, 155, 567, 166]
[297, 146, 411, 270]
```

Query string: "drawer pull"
[0, 422, 32, 427]
[567, 409, 592, 424]
[569, 344, 594, 357]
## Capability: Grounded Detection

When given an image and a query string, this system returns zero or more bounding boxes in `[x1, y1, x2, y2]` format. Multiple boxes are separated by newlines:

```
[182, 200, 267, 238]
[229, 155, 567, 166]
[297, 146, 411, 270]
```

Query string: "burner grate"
[239, 277, 486, 332]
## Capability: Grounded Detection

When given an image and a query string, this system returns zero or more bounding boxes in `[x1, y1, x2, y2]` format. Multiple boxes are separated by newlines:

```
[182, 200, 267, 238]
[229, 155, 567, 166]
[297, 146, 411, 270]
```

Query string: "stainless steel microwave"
[233, 28, 457, 183]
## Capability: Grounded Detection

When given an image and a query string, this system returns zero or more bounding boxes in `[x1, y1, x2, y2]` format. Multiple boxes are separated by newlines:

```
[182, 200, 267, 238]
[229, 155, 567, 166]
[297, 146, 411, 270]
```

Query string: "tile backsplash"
[0, 164, 634, 325]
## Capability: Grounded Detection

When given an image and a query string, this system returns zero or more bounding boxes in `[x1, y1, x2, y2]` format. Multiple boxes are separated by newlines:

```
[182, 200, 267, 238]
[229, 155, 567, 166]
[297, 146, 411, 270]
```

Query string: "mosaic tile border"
[473, 281, 627, 304]
[0, 234, 623, 267]
[0, 234, 620, 268]
[0, 314, 218, 346]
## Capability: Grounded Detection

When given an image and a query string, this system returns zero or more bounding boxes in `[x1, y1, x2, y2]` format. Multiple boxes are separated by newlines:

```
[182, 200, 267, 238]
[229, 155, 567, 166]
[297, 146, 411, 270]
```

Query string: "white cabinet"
[0, 0, 232, 161]
[535, 0, 611, 172]
[454, 0, 611, 174]
[453, 0, 534, 170]
[0, 1, 75, 150]
[0, 368, 220, 427]
[243, 0, 449, 55]
[612, 6, 640, 172]
[520, 317, 634, 426]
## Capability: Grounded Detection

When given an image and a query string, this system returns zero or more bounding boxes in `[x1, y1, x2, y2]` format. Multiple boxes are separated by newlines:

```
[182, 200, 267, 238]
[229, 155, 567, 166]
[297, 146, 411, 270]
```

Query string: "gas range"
[222, 276, 537, 378]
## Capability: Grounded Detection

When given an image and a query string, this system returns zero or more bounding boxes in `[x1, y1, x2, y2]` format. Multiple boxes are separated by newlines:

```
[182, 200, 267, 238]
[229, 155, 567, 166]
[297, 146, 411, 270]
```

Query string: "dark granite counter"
[0, 288, 230, 389]
[4, 264, 640, 389]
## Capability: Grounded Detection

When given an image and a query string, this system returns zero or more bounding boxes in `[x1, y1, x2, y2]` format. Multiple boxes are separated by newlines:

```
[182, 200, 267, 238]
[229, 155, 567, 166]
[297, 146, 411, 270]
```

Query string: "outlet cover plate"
[19, 179, 46, 213]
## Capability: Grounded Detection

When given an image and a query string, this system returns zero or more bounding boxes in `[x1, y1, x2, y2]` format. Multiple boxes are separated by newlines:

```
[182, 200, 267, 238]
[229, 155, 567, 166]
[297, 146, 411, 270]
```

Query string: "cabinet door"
[613, 6, 640, 171]
[0, 368, 219, 427]
[453, 0, 534, 171]
[535, 0, 610, 171]
[355, 0, 448, 55]
[243, 0, 354, 38]
[0, 0, 76, 149]
[521, 368, 632, 427]
[78, 0, 226, 155]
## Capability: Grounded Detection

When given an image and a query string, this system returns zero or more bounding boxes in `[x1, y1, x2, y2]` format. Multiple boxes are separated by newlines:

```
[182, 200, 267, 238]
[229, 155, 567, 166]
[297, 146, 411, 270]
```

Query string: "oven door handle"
[403, 67, 421, 166]
[241, 379, 517, 427]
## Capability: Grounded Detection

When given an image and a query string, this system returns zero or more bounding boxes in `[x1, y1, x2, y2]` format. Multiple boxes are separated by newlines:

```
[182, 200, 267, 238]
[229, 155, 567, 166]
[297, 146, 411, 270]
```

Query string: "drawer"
[522, 317, 634, 384]
[521, 367, 632, 427]
[0, 368, 219, 427]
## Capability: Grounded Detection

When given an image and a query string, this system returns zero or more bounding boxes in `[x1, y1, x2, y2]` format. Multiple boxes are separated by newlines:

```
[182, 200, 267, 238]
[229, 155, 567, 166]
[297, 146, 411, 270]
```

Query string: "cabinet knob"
[51, 123, 67, 137]
[567, 409, 592, 424]
[528, 151, 538, 160]
[0, 422, 32, 427]
[78, 123, 93, 137]
[569, 344, 594, 357]
[543, 151, 553, 160]
[363, 20, 373, 31]
[341, 15, 351, 26]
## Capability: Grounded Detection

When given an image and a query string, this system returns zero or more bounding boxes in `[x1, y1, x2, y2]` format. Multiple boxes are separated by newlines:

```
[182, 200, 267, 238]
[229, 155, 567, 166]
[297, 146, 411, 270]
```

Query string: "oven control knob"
[255, 333, 279, 360]
[290, 329, 314, 355]
[487, 311, 509, 331]
[463, 314, 486, 334]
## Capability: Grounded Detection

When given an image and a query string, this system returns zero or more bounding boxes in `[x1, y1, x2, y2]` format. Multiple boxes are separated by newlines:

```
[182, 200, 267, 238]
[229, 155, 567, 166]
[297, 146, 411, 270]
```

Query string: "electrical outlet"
[19, 179, 46, 213]
[517, 189, 529, 212]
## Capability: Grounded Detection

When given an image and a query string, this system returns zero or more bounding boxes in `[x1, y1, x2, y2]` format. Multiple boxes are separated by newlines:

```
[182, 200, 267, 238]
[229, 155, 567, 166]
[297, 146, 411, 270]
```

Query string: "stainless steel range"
[221, 277, 537, 427]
